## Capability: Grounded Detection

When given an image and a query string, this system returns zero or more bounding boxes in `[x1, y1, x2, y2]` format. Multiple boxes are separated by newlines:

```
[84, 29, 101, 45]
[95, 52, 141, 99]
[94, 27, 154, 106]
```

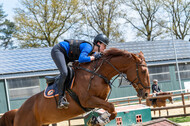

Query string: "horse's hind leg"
[0, 109, 17, 126]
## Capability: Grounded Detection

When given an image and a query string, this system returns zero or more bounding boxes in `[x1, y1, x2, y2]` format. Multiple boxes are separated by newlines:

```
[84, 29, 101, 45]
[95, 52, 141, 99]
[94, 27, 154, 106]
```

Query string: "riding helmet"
[93, 34, 109, 46]
[153, 79, 158, 82]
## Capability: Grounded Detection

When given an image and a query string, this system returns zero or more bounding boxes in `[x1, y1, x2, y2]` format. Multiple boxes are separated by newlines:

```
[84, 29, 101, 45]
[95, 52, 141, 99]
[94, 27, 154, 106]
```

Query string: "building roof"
[110, 40, 190, 62]
[0, 40, 190, 78]
[0, 47, 57, 76]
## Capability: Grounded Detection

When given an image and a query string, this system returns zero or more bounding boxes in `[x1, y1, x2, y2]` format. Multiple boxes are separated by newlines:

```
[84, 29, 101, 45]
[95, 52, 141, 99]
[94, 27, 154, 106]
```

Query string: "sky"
[1, 0, 19, 21]
[1, 0, 189, 42]
[0, 0, 135, 42]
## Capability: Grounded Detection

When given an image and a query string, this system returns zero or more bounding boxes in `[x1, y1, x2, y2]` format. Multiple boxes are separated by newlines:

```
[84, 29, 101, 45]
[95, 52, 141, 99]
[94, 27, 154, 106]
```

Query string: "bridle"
[105, 59, 150, 90]
[74, 56, 150, 91]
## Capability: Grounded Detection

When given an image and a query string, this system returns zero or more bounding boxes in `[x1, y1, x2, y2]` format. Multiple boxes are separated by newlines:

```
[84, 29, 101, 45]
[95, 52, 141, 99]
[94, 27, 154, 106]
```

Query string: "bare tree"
[161, 0, 190, 40]
[14, 0, 80, 48]
[122, 0, 166, 41]
[79, 0, 125, 43]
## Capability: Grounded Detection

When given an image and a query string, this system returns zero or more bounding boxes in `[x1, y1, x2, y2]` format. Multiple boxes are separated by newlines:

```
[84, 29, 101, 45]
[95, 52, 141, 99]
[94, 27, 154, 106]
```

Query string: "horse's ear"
[131, 53, 141, 63]
[138, 51, 145, 60]
[139, 51, 144, 56]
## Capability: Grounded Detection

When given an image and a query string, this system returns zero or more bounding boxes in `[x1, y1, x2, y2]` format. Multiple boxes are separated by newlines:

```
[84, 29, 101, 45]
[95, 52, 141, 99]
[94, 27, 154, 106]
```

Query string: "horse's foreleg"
[80, 95, 117, 120]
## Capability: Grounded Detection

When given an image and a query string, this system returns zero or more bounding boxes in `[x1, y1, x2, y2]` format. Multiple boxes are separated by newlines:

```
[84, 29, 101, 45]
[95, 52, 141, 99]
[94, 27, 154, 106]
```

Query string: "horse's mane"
[73, 48, 144, 67]
[103, 48, 132, 58]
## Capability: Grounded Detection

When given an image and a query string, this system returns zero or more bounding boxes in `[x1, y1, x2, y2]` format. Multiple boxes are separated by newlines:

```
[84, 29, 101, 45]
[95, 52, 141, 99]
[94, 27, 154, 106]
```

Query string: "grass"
[168, 116, 190, 123]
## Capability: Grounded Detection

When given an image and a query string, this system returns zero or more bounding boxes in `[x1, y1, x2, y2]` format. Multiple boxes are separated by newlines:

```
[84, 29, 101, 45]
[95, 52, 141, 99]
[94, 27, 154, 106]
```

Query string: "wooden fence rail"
[1, 90, 190, 126]
[67, 92, 190, 125]
[66, 91, 190, 125]
[150, 93, 190, 119]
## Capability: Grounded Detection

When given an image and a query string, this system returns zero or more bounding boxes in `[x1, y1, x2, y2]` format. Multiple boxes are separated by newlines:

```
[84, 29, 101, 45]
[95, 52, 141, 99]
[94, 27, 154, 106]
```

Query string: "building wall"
[109, 64, 190, 99]
[9, 77, 47, 110]
[1, 63, 190, 113]
[109, 79, 137, 99]
[0, 77, 47, 113]
[40, 76, 47, 91]
[158, 65, 179, 92]
[0, 80, 8, 113]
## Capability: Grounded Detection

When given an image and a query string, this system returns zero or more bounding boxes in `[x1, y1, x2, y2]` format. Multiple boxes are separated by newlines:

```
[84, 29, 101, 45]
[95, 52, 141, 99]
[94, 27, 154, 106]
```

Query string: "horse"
[0, 109, 17, 126]
[11, 48, 150, 126]
[0, 109, 57, 126]
[146, 92, 173, 108]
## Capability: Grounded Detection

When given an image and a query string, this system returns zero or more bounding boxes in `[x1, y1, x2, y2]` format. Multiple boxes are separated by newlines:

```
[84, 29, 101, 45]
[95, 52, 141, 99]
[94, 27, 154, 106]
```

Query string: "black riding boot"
[57, 76, 69, 109]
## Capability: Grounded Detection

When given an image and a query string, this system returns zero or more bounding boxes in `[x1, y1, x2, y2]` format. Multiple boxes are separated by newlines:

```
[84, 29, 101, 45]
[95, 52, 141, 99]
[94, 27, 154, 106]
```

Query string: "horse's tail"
[0, 109, 17, 126]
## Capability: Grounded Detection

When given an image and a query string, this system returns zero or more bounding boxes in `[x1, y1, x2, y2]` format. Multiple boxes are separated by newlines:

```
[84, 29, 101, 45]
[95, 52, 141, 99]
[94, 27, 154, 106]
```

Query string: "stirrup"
[57, 97, 69, 109]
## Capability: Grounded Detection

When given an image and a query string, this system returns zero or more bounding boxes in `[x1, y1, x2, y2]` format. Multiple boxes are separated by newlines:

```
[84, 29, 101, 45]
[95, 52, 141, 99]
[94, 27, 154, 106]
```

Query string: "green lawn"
[168, 116, 190, 123]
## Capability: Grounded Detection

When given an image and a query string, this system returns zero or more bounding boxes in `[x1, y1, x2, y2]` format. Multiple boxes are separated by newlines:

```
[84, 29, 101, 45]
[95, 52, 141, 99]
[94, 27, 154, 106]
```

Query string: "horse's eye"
[142, 69, 147, 74]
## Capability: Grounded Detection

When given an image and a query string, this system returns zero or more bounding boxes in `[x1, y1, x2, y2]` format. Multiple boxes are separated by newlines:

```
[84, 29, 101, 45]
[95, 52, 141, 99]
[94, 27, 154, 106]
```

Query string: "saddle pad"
[44, 77, 75, 98]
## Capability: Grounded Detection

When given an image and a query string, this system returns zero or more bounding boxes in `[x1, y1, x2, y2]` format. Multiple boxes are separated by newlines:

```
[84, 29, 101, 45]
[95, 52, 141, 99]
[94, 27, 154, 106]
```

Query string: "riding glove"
[94, 52, 102, 60]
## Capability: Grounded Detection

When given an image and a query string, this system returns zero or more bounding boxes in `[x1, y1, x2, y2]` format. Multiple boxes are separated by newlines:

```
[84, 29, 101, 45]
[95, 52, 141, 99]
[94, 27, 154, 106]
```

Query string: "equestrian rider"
[152, 79, 162, 94]
[151, 79, 162, 105]
[51, 34, 109, 109]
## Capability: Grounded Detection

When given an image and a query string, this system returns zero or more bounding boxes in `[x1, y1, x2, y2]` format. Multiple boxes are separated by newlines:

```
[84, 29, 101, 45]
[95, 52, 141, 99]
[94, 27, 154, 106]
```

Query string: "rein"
[74, 56, 150, 92]
[105, 60, 150, 90]
[74, 64, 111, 88]
[129, 63, 150, 89]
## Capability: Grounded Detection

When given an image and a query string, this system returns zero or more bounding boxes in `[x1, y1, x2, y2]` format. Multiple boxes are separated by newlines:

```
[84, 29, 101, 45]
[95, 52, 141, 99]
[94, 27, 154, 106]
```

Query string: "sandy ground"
[178, 122, 190, 126]
[49, 119, 84, 126]
[49, 100, 190, 126]
[151, 100, 190, 117]
[56, 119, 84, 126]
[150, 100, 190, 126]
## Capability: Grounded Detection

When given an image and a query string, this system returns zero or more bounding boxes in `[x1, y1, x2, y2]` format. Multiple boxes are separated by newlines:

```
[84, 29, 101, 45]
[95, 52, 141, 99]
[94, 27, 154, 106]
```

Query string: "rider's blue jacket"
[59, 41, 93, 63]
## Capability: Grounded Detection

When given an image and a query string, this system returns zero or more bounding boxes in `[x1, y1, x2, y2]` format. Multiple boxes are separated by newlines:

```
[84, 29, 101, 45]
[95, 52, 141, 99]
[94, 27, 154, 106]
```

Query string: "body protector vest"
[64, 39, 93, 62]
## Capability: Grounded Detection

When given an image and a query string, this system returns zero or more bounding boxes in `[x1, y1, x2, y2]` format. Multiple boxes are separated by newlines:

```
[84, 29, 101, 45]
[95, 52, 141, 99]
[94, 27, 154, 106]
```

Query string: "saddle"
[44, 66, 91, 112]
[45, 66, 74, 88]
[44, 66, 74, 98]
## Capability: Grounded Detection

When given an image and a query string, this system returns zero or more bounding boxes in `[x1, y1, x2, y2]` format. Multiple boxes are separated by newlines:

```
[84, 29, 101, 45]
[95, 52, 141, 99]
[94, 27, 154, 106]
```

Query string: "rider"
[151, 79, 162, 105]
[152, 79, 162, 94]
[51, 34, 109, 109]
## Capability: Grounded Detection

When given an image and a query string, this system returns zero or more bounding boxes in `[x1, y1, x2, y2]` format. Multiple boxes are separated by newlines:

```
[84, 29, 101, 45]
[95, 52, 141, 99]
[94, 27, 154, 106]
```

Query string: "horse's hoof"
[87, 116, 98, 126]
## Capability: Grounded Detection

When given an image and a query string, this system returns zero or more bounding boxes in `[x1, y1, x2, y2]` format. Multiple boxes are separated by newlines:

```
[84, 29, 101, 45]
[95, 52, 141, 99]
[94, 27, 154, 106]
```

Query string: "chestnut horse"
[146, 92, 173, 108]
[11, 48, 150, 126]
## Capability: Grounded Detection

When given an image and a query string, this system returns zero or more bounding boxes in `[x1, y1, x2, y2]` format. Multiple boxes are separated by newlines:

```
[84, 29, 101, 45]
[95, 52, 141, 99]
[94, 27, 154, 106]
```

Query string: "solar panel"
[0, 47, 57, 74]
[0, 40, 190, 75]
[108, 40, 190, 62]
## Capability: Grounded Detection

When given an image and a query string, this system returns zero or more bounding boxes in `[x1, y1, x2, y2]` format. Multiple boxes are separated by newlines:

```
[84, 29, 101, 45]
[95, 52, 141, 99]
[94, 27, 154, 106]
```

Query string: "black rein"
[74, 58, 150, 91]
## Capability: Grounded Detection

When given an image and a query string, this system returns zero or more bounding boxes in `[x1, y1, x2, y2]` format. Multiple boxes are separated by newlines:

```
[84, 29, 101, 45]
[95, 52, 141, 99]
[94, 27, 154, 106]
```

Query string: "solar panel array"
[0, 48, 57, 75]
[0, 40, 190, 75]
[108, 40, 190, 62]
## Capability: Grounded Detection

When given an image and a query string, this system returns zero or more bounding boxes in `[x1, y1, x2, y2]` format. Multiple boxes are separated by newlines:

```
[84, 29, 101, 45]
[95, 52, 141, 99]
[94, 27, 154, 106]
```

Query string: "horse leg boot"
[57, 74, 69, 109]
[87, 111, 111, 126]
[81, 95, 117, 124]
